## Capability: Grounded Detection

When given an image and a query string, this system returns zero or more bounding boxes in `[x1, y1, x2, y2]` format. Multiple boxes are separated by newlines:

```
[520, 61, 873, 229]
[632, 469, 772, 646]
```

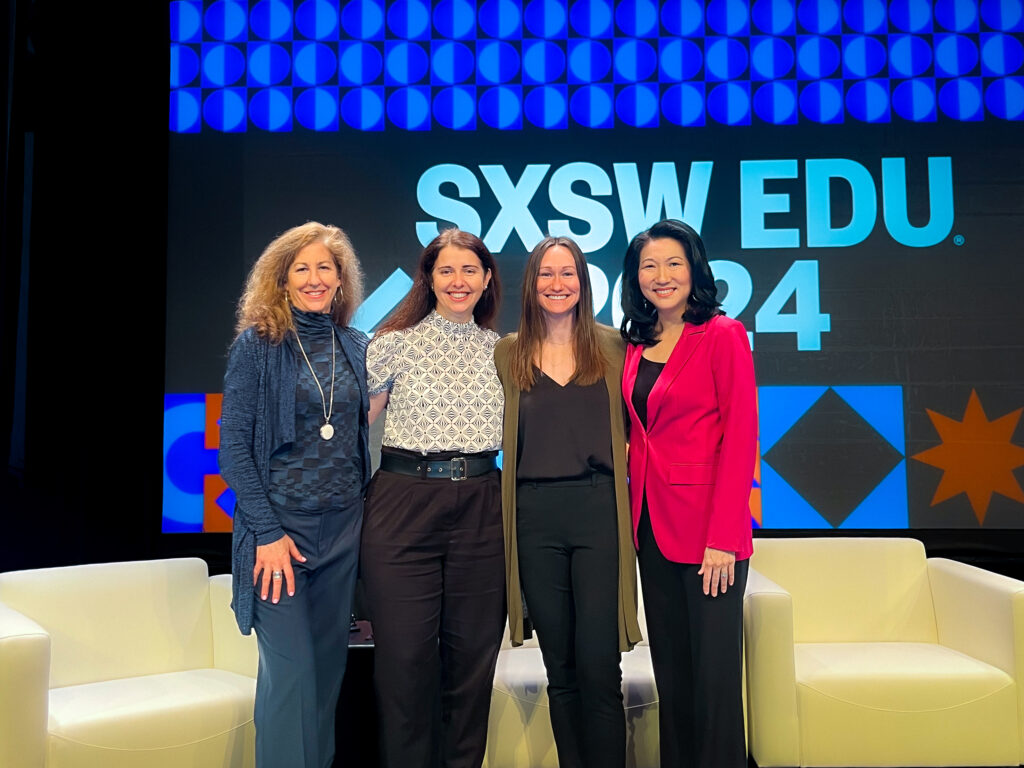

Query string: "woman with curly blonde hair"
[236, 221, 364, 341]
[219, 221, 371, 768]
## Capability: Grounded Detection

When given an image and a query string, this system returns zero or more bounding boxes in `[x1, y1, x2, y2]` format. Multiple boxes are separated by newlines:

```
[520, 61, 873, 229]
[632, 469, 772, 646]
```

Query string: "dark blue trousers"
[251, 495, 363, 768]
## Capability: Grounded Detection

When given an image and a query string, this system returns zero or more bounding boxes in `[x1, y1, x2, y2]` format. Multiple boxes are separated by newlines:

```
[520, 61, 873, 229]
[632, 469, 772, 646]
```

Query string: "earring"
[333, 286, 343, 305]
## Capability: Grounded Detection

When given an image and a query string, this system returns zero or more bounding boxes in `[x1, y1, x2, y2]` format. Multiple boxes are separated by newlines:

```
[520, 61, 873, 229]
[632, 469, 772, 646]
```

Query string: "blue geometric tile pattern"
[168, 0, 1024, 130]
[758, 385, 909, 529]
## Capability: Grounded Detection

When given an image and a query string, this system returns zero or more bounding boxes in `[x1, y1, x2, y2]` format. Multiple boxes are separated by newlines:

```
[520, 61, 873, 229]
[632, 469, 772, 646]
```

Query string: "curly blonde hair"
[236, 222, 364, 344]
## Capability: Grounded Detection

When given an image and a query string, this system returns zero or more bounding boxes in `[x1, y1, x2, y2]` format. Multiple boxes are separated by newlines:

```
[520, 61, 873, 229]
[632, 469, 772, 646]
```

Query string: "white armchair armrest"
[209, 574, 259, 678]
[743, 567, 800, 768]
[0, 601, 50, 768]
[928, 557, 1024, 766]
[927, 557, 1024, 674]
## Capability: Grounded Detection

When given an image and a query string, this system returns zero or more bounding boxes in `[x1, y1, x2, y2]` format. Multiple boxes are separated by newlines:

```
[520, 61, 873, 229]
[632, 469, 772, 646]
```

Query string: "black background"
[4, 1, 1024, 578]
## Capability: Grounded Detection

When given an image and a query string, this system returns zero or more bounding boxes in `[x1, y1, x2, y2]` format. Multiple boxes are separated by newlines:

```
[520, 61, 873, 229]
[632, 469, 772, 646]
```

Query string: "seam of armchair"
[796, 679, 1015, 712]
[0, 602, 49, 636]
[0, 628, 49, 640]
[47, 720, 255, 751]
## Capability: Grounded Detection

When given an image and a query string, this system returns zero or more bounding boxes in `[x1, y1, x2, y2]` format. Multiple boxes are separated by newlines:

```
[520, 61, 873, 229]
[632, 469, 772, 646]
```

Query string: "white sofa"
[0, 557, 258, 768]
[744, 537, 1024, 767]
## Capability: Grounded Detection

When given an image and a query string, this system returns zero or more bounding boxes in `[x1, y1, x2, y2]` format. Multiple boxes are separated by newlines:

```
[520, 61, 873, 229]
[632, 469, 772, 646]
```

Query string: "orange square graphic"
[203, 473, 234, 532]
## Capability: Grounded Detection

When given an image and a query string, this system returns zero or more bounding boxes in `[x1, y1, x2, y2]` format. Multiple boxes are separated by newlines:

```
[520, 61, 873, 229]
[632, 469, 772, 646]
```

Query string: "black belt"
[380, 453, 497, 481]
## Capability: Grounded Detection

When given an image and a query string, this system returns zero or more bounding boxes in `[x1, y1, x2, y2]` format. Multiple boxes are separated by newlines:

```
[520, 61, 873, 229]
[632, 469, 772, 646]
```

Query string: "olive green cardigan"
[494, 324, 643, 651]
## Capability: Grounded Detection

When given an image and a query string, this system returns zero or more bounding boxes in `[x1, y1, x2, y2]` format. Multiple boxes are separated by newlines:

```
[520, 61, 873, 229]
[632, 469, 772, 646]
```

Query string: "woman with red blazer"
[619, 219, 757, 768]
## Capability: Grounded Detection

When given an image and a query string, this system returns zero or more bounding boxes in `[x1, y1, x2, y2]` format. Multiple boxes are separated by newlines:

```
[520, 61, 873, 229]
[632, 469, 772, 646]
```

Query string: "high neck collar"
[292, 306, 335, 339]
[426, 309, 476, 335]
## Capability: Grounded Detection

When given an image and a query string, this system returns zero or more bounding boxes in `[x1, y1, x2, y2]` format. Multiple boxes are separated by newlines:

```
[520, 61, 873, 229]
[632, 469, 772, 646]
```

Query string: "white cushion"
[486, 644, 660, 768]
[48, 669, 255, 750]
[795, 642, 1018, 767]
[492, 646, 657, 709]
[796, 642, 1013, 710]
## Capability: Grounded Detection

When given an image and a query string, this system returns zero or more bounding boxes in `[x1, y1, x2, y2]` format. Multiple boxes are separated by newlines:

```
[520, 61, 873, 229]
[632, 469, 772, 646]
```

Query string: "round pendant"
[320, 423, 335, 440]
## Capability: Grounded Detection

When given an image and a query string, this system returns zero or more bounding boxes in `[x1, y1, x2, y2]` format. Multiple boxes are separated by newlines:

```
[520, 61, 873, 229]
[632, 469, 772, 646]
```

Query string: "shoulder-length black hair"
[619, 219, 722, 347]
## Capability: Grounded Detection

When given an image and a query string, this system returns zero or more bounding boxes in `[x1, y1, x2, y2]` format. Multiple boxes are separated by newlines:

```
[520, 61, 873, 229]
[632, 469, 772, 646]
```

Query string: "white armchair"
[0, 557, 258, 768]
[744, 537, 1024, 767]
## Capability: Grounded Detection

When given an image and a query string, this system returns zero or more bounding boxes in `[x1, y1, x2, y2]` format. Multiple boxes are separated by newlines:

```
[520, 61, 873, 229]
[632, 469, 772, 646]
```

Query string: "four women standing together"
[221, 218, 757, 768]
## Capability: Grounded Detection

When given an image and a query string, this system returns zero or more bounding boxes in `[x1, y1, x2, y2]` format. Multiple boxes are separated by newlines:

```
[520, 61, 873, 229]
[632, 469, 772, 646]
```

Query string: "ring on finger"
[272, 570, 283, 581]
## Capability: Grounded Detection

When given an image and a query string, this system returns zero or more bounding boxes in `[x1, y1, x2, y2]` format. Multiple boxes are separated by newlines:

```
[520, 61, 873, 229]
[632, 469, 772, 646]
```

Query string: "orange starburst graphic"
[912, 390, 1024, 524]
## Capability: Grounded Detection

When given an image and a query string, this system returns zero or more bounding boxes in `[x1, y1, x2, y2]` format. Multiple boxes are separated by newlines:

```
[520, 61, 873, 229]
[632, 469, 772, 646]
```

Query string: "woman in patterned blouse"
[362, 228, 505, 768]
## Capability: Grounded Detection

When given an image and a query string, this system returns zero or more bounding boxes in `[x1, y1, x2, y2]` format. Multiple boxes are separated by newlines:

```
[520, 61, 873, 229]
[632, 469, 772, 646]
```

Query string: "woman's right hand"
[254, 534, 306, 603]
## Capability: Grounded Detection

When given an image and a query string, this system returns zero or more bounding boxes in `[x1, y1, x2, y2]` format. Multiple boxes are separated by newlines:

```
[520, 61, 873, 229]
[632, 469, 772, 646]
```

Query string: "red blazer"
[622, 314, 757, 563]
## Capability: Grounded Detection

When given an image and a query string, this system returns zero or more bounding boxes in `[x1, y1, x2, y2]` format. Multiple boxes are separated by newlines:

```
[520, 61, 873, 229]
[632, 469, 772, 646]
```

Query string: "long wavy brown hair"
[375, 228, 501, 334]
[508, 236, 606, 390]
[236, 221, 364, 344]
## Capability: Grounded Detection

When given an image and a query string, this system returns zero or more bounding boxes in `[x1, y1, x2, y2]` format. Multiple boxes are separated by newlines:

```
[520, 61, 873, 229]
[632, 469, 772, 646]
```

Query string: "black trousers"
[251, 495, 362, 768]
[360, 468, 506, 768]
[516, 475, 625, 768]
[636, 508, 748, 768]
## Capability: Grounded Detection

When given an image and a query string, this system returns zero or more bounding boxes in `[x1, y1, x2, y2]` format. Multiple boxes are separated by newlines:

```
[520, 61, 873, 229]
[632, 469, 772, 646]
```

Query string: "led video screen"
[164, 0, 1024, 533]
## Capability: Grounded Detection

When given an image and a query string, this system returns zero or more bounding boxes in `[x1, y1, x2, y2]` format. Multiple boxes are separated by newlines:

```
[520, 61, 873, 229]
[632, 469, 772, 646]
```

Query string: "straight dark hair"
[376, 228, 501, 334]
[619, 219, 722, 347]
[508, 236, 606, 390]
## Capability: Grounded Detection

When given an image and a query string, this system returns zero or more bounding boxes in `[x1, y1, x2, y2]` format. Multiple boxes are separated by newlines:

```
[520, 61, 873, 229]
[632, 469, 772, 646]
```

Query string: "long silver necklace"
[294, 326, 336, 440]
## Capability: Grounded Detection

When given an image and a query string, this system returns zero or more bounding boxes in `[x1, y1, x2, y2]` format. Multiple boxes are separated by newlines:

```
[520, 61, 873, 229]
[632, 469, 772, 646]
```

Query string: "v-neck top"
[516, 368, 613, 481]
[632, 356, 666, 431]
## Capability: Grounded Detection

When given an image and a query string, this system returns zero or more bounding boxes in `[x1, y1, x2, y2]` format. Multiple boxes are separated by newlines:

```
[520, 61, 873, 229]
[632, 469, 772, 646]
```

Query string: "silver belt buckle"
[450, 457, 467, 481]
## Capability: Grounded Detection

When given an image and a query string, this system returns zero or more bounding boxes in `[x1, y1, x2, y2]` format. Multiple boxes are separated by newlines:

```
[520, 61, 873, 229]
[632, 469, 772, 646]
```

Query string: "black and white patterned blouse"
[367, 310, 504, 454]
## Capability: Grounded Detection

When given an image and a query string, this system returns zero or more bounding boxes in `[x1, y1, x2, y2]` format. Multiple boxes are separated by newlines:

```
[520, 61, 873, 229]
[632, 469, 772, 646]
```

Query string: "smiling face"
[536, 245, 581, 321]
[431, 245, 491, 323]
[286, 241, 341, 314]
[638, 237, 692, 324]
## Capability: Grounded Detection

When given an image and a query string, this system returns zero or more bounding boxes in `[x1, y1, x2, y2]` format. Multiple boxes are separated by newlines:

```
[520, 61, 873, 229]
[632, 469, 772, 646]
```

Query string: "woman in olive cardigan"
[494, 235, 642, 768]
[496, 326, 642, 649]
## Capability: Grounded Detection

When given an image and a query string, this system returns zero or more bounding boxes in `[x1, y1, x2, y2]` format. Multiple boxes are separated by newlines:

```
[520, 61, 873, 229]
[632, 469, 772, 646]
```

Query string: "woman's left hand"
[698, 546, 736, 597]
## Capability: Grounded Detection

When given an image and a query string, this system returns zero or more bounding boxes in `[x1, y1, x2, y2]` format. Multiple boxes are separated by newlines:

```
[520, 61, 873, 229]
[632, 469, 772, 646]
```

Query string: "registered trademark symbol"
[953, 234, 965, 245]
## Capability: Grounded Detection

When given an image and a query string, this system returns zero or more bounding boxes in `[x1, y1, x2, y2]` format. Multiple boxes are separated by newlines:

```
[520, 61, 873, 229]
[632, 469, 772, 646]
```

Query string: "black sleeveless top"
[516, 369, 613, 481]
[631, 356, 666, 431]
